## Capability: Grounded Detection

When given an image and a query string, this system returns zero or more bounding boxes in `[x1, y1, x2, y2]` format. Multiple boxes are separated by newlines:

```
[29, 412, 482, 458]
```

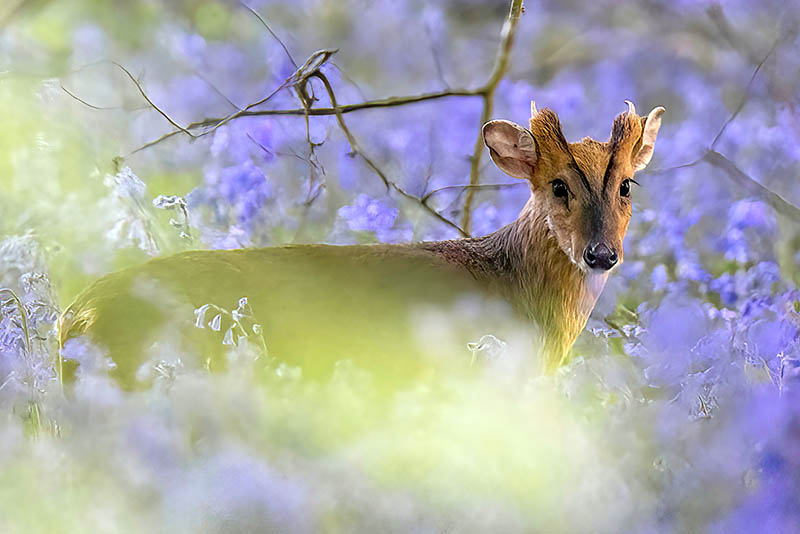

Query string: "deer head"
[483, 101, 665, 273]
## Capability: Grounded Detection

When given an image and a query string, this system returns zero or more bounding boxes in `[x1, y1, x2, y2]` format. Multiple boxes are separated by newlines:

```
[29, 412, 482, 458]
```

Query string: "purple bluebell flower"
[651, 265, 669, 292]
[338, 193, 399, 240]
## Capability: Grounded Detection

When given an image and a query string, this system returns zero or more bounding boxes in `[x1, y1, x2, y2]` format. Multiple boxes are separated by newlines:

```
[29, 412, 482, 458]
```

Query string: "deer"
[58, 101, 665, 389]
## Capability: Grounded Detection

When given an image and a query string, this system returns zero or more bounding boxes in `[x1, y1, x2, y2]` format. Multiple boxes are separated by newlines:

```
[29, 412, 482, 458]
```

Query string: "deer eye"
[620, 179, 631, 198]
[551, 179, 569, 200]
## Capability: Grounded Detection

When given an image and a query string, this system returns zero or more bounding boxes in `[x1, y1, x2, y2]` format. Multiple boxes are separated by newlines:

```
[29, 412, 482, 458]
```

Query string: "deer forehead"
[528, 109, 641, 187]
[567, 140, 616, 182]
[545, 140, 631, 199]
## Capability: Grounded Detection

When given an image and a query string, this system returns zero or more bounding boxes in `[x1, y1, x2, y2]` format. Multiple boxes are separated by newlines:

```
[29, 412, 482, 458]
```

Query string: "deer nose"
[583, 243, 618, 271]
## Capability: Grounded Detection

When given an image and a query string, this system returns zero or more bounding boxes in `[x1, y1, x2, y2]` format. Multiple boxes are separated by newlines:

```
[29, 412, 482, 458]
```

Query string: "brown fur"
[421, 199, 589, 370]
[60, 104, 663, 380]
[425, 104, 662, 369]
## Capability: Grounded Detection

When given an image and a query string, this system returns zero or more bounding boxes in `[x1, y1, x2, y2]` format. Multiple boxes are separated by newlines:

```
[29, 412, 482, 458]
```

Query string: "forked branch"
[63, 1, 527, 236]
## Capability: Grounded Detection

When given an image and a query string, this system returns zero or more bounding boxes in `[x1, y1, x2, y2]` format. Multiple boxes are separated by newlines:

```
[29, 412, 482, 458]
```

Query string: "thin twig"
[461, 0, 524, 234]
[112, 62, 197, 138]
[644, 34, 800, 222]
[425, 19, 450, 89]
[195, 73, 241, 110]
[329, 62, 369, 101]
[196, 81, 291, 137]
[60, 82, 114, 110]
[648, 157, 703, 176]
[710, 36, 780, 150]
[421, 182, 525, 204]
[199, 49, 337, 142]
[117, 88, 483, 156]
[706, 5, 760, 64]
[650, 150, 800, 223]
[300, 77, 325, 206]
[246, 132, 273, 156]
[312, 72, 389, 188]
[60, 80, 151, 113]
[73, 1, 518, 235]
[314, 71, 468, 236]
[190, 88, 480, 123]
[247, 135, 321, 166]
[703, 150, 800, 221]
[241, 2, 298, 69]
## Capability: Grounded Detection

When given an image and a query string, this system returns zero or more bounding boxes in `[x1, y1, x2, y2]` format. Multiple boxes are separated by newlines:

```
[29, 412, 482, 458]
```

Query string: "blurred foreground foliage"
[1, 0, 800, 532]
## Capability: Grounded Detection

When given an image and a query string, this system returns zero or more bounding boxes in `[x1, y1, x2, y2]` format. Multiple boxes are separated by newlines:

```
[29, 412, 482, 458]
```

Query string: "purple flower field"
[0, 0, 799, 531]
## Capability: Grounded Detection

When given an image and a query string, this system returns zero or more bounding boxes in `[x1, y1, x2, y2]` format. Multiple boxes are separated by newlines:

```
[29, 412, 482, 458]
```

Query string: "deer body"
[59, 101, 664, 387]
[60, 242, 521, 388]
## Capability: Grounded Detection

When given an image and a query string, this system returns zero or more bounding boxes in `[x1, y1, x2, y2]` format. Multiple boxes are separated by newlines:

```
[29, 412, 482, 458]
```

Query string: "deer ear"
[631, 106, 665, 171]
[483, 120, 538, 180]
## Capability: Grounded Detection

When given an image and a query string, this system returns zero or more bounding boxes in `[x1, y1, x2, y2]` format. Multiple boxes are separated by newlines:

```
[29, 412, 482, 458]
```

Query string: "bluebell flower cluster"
[337, 193, 402, 242]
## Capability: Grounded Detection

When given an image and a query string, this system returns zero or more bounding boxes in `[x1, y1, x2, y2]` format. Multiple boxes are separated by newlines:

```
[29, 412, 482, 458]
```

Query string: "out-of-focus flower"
[104, 167, 159, 255]
[337, 193, 399, 242]
[71, 24, 108, 65]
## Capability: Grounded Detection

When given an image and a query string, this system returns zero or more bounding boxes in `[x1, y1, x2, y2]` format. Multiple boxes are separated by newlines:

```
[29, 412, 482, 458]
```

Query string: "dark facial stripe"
[569, 160, 592, 194]
[550, 126, 593, 194]
[601, 146, 616, 192]
[587, 200, 605, 240]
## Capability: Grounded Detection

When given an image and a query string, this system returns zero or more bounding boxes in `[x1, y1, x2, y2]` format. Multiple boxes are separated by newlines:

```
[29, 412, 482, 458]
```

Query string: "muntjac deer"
[59, 101, 664, 388]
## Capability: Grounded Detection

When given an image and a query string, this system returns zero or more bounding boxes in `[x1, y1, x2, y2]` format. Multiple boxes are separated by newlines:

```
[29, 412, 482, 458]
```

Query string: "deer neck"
[424, 194, 608, 367]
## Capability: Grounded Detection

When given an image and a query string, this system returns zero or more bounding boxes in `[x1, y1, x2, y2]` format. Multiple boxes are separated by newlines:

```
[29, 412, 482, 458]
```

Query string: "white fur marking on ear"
[632, 106, 665, 171]
[642, 106, 665, 146]
[517, 130, 536, 154]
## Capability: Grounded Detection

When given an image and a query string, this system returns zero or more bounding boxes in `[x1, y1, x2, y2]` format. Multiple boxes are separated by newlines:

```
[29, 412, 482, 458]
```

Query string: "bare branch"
[60, 82, 114, 110]
[241, 2, 298, 69]
[312, 72, 388, 188]
[246, 132, 274, 157]
[61, 80, 151, 113]
[647, 36, 800, 222]
[196, 81, 290, 136]
[69, 2, 517, 235]
[648, 158, 703, 175]
[192, 88, 480, 121]
[424, 17, 450, 89]
[112, 61, 197, 138]
[313, 71, 468, 237]
[703, 150, 800, 221]
[191, 49, 338, 142]
[114, 88, 482, 156]
[706, 4, 760, 64]
[300, 78, 325, 206]
[711, 36, 780, 150]
[328, 62, 369, 101]
[648, 151, 800, 223]
[128, 130, 182, 156]
[421, 182, 526, 204]
[247, 133, 321, 168]
[461, 0, 524, 234]
[195, 73, 241, 110]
